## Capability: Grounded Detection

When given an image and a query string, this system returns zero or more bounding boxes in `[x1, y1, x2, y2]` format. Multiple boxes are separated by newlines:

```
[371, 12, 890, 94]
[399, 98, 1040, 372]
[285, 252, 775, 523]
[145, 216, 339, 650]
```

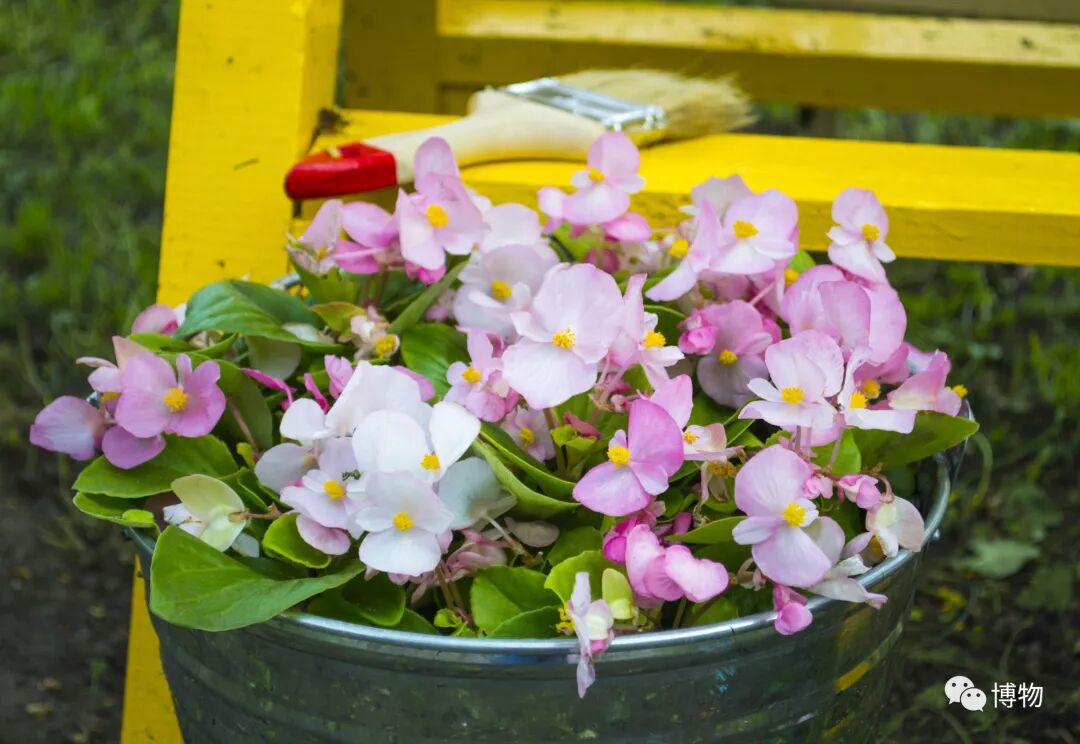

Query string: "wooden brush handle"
[285, 92, 606, 200]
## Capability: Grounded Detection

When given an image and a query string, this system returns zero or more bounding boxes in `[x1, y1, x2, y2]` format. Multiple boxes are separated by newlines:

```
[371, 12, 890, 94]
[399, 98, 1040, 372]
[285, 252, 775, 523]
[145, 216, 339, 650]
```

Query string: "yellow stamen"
[314, 246, 331, 261]
[708, 461, 737, 478]
[420, 452, 440, 471]
[718, 349, 738, 366]
[461, 366, 482, 384]
[861, 224, 881, 242]
[607, 445, 631, 467]
[668, 238, 689, 259]
[374, 335, 398, 358]
[587, 167, 605, 183]
[683, 430, 699, 444]
[782, 502, 807, 527]
[490, 280, 512, 301]
[848, 392, 868, 409]
[551, 328, 576, 350]
[323, 480, 345, 500]
[951, 384, 968, 399]
[783, 267, 801, 286]
[519, 426, 535, 446]
[781, 387, 804, 405]
[425, 204, 449, 229]
[163, 386, 188, 413]
[555, 605, 575, 634]
[392, 512, 415, 531]
[101, 391, 120, 403]
[733, 220, 759, 239]
[644, 331, 666, 348]
[860, 380, 881, 400]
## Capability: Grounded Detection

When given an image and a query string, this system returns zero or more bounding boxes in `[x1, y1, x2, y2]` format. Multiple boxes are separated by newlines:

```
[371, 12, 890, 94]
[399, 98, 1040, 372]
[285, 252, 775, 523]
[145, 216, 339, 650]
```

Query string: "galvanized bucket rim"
[133, 456, 951, 658]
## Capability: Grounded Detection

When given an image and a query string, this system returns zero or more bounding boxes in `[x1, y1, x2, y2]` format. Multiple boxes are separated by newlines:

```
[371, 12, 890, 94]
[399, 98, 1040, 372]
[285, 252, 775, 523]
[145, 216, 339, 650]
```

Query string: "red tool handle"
[284, 142, 399, 200]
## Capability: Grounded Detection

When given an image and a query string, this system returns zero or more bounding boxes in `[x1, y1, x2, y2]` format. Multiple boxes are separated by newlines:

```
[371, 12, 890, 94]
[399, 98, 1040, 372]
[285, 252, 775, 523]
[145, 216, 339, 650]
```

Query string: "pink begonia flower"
[645, 375, 736, 462]
[604, 212, 651, 243]
[438, 457, 514, 530]
[781, 266, 907, 365]
[477, 202, 543, 253]
[30, 397, 106, 461]
[335, 202, 398, 274]
[837, 474, 883, 510]
[324, 355, 353, 398]
[163, 475, 248, 552]
[351, 401, 480, 483]
[454, 242, 559, 338]
[243, 368, 296, 409]
[446, 331, 517, 422]
[115, 354, 226, 439]
[645, 201, 724, 301]
[501, 264, 625, 409]
[281, 438, 358, 555]
[836, 347, 915, 433]
[131, 303, 181, 335]
[392, 366, 436, 401]
[501, 407, 555, 461]
[887, 350, 963, 416]
[827, 188, 895, 285]
[256, 363, 428, 492]
[559, 572, 615, 698]
[352, 471, 454, 577]
[624, 524, 728, 606]
[607, 274, 683, 387]
[740, 331, 843, 430]
[684, 175, 753, 218]
[563, 132, 645, 226]
[805, 518, 887, 608]
[865, 496, 925, 557]
[396, 139, 488, 272]
[573, 400, 684, 517]
[714, 190, 799, 274]
[647, 374, 693, 428]
[425, 288, 456, 322]
[289, 199, 343, 276]
[731, 445, 834, 588]
[78, 336, 151, 397]
[602, 514, 654, 564]
[772, 585, 812, 635]
[694, 301, 775, 409]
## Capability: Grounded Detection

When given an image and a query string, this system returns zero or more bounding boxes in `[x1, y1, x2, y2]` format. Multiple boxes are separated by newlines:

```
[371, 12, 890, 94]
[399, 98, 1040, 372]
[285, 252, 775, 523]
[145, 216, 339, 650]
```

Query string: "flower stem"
[673, 598, 689, 628]
[826, 432, 844, 471]
[544, 408, 568, 475]
[228, 401, 260, 458]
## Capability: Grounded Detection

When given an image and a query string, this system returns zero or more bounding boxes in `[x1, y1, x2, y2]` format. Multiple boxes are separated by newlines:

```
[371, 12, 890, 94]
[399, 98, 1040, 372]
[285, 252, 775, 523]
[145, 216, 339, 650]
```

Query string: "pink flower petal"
[663, 544, 728, 602]
[29, 397, 105, 461]
[101, 426, 165, 469]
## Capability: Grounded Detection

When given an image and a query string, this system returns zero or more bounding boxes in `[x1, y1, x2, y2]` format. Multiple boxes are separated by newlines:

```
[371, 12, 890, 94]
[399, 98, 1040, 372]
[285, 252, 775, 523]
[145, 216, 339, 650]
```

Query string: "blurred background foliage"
[1, 0, 1076, 741]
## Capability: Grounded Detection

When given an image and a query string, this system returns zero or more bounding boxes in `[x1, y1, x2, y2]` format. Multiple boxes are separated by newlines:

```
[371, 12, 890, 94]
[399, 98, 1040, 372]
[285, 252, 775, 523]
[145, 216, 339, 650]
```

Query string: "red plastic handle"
[284, 142, 399, 200]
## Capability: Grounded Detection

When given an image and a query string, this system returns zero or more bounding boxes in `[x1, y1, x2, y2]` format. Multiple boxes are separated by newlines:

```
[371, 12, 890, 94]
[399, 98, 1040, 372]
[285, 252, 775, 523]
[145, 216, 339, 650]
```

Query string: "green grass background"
[1, 1, 1076, 741]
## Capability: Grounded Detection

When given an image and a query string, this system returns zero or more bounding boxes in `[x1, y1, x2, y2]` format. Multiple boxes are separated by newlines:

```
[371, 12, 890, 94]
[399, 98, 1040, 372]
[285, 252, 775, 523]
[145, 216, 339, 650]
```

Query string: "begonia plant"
[31, 134, 976, 697]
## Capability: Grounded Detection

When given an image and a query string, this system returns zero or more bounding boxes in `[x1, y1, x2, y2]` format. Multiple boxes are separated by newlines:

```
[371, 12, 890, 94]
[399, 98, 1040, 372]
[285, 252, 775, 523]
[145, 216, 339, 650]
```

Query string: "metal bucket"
[132, 452, 959, 744]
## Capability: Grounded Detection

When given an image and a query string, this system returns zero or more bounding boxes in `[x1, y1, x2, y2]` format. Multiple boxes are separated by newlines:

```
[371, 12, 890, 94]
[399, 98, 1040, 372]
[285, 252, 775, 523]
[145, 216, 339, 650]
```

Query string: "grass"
[1, 1, 1076, 741]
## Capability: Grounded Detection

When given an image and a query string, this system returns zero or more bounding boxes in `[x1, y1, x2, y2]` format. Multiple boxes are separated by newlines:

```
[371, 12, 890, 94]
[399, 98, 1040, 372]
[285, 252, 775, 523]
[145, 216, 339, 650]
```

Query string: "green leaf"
[692, 540, 751, 570]
[689, 597, 740, 627]
[668, 516, 745, 545]
[261, 513, 331, 569]
[470, 440, 577, 519]
[489, 607, 562, 638]
[311, 302, 365, 334]
[470, 565, 561, 633]
[178, 280, 336, 350]
[602, 568, 634, 621]
[341, 573, 407, 626]
[688, 393, 736, 428]
[547, 526, 603, 565]
[544, 550, 618, 602]
[387, 608, 438, 634]
[1017, 565, 1073, 612]
[129, 332, 238, 359]
[433, 608, 464, 629]
[387, 261, 466, 335]
[72, 492, 156, 529]
[479, 422, 575, 497]
[959, 538, 1040, 579]
[221, 468, 274, 512]
[74, 435, 238, 498]
[398, 322, 468, 398]
[150, 526, 363, 631]
[217, 373, 274, 451]
[812, 429, 862, 477]
[290, 260, 357, 304]
[789, 250, 816, 273]
[854, 412, 978, 469]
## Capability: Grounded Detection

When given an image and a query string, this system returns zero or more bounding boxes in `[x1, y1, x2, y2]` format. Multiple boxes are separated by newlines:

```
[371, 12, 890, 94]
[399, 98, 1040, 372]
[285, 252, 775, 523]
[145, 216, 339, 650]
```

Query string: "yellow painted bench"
[122, 1, 1080, 741]
[343, 0, 1080, 118]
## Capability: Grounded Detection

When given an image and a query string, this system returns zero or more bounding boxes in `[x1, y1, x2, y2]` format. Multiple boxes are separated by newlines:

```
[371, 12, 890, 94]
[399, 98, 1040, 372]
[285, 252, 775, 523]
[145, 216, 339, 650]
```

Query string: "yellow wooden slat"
[342, 0, 1080, 118]
[769, 0, 1080, 25]
[303, 110, 1080, 267]
[122, 1, 342, 742]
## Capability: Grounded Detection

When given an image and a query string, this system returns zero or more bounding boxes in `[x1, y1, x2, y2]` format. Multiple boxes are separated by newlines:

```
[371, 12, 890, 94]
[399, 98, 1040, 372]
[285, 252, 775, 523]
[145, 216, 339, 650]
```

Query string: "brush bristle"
[558, 69, 754, 140]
